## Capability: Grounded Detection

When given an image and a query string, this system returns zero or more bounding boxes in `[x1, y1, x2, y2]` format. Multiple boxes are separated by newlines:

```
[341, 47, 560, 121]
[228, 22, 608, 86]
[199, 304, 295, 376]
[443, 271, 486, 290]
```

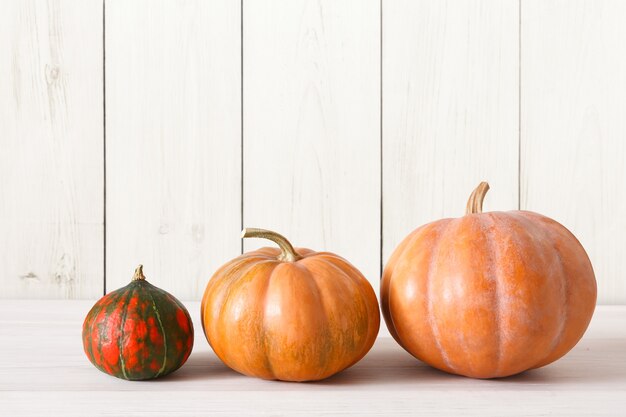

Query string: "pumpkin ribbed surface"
[201, 229, 380, 382]
[381, 183, 597, 378]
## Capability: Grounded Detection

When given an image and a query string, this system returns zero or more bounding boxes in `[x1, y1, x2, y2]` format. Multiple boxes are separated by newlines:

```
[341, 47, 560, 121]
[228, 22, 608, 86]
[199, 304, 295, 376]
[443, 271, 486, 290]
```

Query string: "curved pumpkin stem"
[465, 182, 490, 215]
[241, 228, 302, 262]
[132, 264, 146, 281]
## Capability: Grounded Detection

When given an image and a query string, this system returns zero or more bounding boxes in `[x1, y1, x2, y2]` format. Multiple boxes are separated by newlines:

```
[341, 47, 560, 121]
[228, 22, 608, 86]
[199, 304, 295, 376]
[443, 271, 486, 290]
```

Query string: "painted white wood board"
[0, 301, 624, 416]
[242, 0, 381, 290]
[105, 0, 241, 299]
[382, 0, 519, 263]
[0, 0, 103, 299]
[521, 0, 626, 304]
[0, 0, 624, 308]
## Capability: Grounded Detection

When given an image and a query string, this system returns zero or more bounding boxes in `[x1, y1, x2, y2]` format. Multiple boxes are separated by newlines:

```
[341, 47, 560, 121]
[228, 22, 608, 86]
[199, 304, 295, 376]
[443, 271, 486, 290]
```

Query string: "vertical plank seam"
[379, 0, 383, 279]
[518, 0, 522, 211]
[240, 0, 244, 255]
[102, 0, 107, 295]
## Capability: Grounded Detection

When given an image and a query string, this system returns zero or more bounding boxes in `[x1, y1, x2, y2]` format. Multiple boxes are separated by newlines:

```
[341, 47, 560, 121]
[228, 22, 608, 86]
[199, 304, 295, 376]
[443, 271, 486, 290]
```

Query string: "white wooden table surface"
[0, 301, 624, 416]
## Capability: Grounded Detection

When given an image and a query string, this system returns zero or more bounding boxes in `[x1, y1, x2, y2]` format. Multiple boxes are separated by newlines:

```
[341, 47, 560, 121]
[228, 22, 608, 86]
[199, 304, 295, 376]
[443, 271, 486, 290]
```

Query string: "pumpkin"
[82, 265, 194, 380]
[201, 228, 380, 382]
[381, 182, 597, 378]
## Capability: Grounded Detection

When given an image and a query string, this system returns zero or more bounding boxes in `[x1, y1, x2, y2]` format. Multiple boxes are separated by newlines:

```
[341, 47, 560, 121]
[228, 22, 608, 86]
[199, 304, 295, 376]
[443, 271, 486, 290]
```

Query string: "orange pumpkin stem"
[241, 228, 302, 262]
[132, 264, 146, 281]
[465, 182, 490, 215]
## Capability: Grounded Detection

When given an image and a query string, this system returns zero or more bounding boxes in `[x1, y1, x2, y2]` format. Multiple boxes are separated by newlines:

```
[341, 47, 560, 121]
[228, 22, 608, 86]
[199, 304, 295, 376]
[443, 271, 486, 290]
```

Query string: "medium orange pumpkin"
[381, 182, 597, 378]
[201, 228, 380, 382]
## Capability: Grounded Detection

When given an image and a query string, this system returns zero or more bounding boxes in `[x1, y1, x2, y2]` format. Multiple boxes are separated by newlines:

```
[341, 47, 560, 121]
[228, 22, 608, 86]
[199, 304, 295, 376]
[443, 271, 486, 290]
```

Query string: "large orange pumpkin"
[381, 182, 597, 378]
[201, 228, 380, 382]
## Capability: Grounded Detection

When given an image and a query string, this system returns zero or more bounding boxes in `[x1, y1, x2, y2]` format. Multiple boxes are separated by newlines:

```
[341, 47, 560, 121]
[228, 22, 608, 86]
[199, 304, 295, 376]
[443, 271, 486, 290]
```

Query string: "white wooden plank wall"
[521, 0, 626, 304]
[105, 0, 241, 299]
[0, 0, 625, 304]
[0, 0, 104, 298]
[243, 0, 381, 289]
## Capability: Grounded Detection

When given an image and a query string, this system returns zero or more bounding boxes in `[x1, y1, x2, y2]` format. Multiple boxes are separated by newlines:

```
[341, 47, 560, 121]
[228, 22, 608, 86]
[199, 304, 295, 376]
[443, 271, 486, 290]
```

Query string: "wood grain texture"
[0, 301, 624, 416]
[521, 0, 626, 304]
[382, 0, 519, 264]
[0, 0, 103, 298]
[1, 0, 625, 307]
[2, 391, 625, 417]
[105, 0, 241, 299]
[243, 1, 381, 291]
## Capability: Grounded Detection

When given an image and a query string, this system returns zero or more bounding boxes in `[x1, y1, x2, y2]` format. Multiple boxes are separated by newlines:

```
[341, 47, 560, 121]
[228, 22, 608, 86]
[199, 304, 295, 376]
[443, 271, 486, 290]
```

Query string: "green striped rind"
[82, 280, 194, 380]
[82, 286, 129, 377]
[146, 290, 168, 377]
[120, 281, 194, 380]
[143, 283, 194, 377]
[117, 285, 137, 379]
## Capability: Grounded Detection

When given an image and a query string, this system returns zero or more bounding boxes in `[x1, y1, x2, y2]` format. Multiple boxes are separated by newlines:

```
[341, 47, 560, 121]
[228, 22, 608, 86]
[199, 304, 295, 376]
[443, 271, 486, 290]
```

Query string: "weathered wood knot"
[19, 271, 40, 281]
[45, 64, 60, 85]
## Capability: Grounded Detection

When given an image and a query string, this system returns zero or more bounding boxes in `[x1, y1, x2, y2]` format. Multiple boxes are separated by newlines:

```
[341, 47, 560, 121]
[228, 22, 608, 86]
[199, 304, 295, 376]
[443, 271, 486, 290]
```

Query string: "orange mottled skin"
[381, 189, 597, 379]
[201, 243, 380, 382]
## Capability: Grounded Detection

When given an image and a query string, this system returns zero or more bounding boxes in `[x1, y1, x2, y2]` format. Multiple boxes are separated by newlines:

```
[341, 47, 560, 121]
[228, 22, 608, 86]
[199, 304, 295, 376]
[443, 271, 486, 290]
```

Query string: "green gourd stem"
[132, 264, 146, 281]
[241, 228, 302, 262]
[465, 182, 490, 215]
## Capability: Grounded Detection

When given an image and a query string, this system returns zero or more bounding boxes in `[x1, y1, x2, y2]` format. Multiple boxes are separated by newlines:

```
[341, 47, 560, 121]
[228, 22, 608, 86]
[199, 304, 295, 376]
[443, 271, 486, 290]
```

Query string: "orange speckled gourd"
[82, 266, 193, 380]
[201, 228, 380, 382]
[381, 182, 597, 378]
